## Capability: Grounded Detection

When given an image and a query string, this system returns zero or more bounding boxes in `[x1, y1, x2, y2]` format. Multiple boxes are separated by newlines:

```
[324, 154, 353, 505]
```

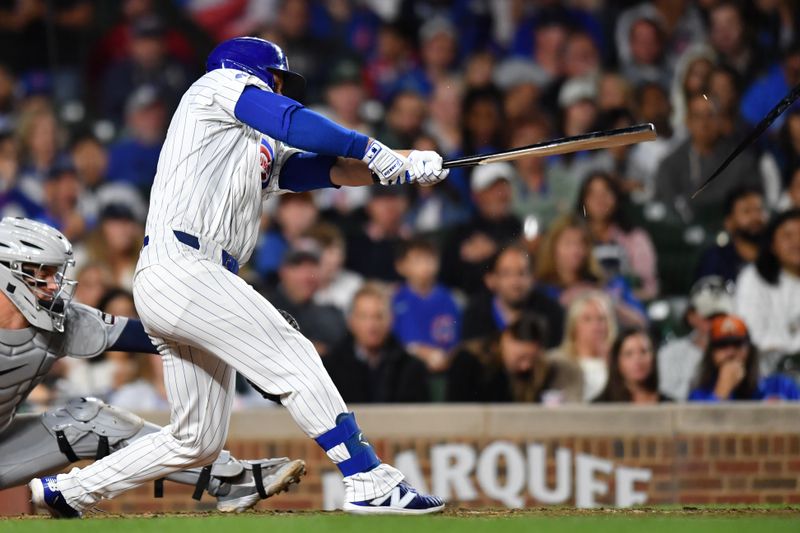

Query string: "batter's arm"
[277, 150, 413, 191]
[329, 152, 412, 187]
[234, 86, 370, 158]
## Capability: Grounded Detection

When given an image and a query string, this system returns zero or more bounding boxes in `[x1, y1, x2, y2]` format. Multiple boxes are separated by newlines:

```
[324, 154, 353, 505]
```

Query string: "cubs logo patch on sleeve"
[259, 137, 274, 189]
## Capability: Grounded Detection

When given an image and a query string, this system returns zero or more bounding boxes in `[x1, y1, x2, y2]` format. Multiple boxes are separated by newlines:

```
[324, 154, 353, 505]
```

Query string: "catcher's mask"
[0, 217, 76, 332]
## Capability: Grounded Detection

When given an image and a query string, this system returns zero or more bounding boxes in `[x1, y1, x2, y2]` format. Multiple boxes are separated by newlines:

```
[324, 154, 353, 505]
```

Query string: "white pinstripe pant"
[57, 251, 403, 510]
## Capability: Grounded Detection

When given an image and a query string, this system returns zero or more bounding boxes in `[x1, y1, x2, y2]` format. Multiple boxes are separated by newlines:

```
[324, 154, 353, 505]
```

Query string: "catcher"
[0, 217, 304, 515]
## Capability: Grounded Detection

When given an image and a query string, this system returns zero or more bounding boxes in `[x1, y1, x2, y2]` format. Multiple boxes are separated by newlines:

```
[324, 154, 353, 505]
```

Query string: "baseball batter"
[0, 217, 304, 515]
[32, 37, 447, 516]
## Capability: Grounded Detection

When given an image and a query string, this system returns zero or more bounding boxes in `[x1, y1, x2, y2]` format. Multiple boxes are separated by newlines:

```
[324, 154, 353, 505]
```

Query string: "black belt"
[144, 230, 240, 274]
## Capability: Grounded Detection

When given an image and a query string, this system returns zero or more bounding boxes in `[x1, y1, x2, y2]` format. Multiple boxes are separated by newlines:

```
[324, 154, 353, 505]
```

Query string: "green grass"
[2, 510, 799, 533]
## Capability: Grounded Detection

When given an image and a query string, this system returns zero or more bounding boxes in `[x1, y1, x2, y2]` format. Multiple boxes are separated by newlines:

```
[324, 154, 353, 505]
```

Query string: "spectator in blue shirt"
[106, 85, 167, 197]
[392, 238, 461, 374]
[689, 315, 800, 402]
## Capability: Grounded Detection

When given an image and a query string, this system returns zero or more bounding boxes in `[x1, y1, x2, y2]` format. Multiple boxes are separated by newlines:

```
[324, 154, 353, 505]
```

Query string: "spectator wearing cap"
[81, 203, 144, 291]
[106, 85, 168, 197]
[689, 315, 799, 402]
[695, 185, 767, 285]
[305, 222, 363, 315]
[657, 276, 734, 401]
[324, 283, 430, 403]
[448, 313, 582, 404]
[253, 192, 320, 282]
[264, 239, 347, 357]
[345, 186, 411, 282]
[309, 60, 373, 218]
[655, 92, 761, 227]
[735, 209, 800, 372]
[462, 244, 563, 349]
[493, 58, 549, 124]
[90, 0, 196, 89]
[392, 238, 461, 375]
[440, 163, 521, 295]
[317, 59, 372, 136]
[544, 78, 606, 196]
[414, 17, 459, 96]
[102, 15, 191, 126]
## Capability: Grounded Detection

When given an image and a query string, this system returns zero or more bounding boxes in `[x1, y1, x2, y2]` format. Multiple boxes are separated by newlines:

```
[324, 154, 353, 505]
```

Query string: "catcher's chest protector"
[0, 328, 61, 432]
[0, 303, 118, 433]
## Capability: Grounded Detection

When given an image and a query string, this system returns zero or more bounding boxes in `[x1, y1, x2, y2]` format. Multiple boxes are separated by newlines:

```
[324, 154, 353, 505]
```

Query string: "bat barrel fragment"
[442, 123, 657, 169]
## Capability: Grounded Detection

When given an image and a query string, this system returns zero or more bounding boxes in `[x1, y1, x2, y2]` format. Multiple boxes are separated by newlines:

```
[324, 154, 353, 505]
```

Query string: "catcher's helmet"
[0, 217, 76, 331]
[206, 37, 306, 101]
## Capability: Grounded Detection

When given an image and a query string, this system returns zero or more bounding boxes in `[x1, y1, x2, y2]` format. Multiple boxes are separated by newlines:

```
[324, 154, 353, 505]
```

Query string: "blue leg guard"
[315, 413, 380, 477]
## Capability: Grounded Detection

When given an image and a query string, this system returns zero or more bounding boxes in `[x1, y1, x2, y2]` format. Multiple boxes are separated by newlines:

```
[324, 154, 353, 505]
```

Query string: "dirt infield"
[4, 505, 800, 520]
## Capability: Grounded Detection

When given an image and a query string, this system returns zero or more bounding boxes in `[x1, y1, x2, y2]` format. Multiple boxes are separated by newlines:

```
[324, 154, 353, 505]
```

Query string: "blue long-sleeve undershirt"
[234, 86, 369, 159]
[110, 319, 159, 354]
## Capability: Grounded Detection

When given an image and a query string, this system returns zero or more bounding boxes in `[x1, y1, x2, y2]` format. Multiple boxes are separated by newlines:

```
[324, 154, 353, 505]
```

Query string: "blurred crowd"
[3, 0, 800, 410]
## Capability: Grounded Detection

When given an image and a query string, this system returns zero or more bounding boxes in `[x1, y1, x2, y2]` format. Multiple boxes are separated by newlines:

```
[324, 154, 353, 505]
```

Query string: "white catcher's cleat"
[215, 458, 306, 513]
[343, 481, 445, 515]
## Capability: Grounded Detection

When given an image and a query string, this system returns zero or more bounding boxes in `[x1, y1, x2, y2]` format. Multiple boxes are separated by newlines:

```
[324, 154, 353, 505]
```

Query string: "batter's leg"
[55, 341, 236, 511]
[4, 400, 302, 513]
[132, 258, 406, 503]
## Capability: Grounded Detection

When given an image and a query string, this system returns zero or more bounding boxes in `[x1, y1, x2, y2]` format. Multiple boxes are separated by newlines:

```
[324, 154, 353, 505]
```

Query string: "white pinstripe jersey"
[138, 69, 297, 270]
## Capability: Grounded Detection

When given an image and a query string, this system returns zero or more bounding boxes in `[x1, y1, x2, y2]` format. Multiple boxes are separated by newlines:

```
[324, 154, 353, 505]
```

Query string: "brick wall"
[2, 405, 799, 515]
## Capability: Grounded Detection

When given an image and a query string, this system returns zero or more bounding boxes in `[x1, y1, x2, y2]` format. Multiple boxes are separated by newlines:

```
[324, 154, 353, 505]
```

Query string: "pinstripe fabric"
[138, 69, 296, 269]
[56, 68, 404, 510]
[57, 253, 403, 508]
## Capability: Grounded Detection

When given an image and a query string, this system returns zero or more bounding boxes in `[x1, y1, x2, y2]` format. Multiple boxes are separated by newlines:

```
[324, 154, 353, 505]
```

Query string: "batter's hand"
[362, 139, 412, 185]
[408, 150, 449, 186]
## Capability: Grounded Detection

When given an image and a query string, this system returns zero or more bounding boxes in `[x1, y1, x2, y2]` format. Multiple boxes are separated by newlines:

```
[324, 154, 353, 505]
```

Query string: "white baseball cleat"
[343, 481, 445, 515]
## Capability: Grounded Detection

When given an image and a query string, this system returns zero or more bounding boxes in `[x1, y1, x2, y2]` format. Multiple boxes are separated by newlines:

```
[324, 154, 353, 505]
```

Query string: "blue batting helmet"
[206, 37, 306, 101]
